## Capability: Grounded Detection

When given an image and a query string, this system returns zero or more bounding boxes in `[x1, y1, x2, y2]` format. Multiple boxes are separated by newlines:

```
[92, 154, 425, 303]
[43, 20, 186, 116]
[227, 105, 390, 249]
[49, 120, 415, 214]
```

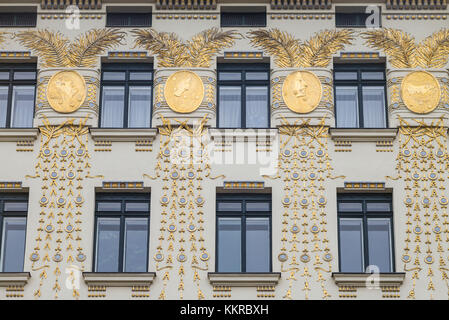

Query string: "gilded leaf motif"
[416, 29, 449, 68]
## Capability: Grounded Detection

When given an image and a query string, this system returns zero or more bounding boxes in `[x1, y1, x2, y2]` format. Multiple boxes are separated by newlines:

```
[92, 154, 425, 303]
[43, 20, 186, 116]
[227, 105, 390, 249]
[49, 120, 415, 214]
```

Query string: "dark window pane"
[129, 72, 152, 81]
[1, 217, 26, 272]
[103, 72, 126, 81]
[128, 86, 151, 128]
[366, 202, 391, 212]
[246, 217, 270, 272]
[246, 86, 268, 128]
[0, 86, 8, 127]
[362, 86, 386, 128]
[367, 218, 392, 272]
[336, 86, 359, 128]
[95, 218, 120, 272]
[0, 13, 36, 27]
[0, 72, 9, 80]
[336, 12, 370, 27]
[4, 201, 28, 212]
[10, 86, 34, 128]
[339, 218, 364, 272]
[217, 217, 241, 272]
[338, 202, 363, 212]
[334, 72, 358, 81]
[362, 72, 384, 80]
[107, 13, 151, 27]
[219, 72, 241, 81]
[101, 86, 125, 128]
[246, 72, 269, 81]
[14, 71, 36, 80]
[97, 202, 122, 211]
[124, 218, 148, 272]
[246, 202, 270, 212]
[217, 202, 242, 212]
[125, 202, 149, 212]
[219, 86, 241, 128]
[221, 12, 266, 27]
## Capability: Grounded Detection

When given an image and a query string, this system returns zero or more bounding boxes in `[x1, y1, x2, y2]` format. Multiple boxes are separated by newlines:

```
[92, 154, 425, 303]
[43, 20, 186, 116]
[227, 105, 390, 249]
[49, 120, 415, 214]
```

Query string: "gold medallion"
[46, 70, 87, 113]
[164, 70, 204, 113]
[282, 71, 322, 114]
[401, 71, 441, 114]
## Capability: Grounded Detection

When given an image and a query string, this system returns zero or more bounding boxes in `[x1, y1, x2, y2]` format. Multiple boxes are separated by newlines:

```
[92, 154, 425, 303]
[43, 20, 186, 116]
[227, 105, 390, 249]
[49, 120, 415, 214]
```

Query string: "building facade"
[0, 0, 448, 300]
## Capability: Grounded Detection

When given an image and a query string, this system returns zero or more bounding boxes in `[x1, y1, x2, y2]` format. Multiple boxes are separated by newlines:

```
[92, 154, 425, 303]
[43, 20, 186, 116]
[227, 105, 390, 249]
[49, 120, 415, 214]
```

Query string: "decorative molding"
[90, 128, 158, 142]
[102, 182, 144, 190]
[108, 51, 148, 59]
[329, 128, 398, 143]
[0, 273, 31, 287]
[41, 0, 102, 10]
[344, 182, 386, 191]
[270, 0, 333, 10]
[0, 51, 31, 59]
[83, 272, 157, 287]
[340, 52, 380, 60]
[269, 14, 333, 20]
[332, 273, 406, 288]
[156, 0, 217, 10]
[223, 181, 265, 190]
[0, 129, 39, 142]
[0, 182, 23, 190]
[155, 14, 217, 20]
[385, 0, 447, 10]
[385, 14, 447, 20]
[208, 273, 281, 287]
[224, 51, 263, 60]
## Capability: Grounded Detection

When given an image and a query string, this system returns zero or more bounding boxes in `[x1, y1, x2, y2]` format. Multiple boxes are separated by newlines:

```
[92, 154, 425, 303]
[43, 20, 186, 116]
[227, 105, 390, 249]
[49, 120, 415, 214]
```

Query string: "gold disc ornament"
[282, 70, 322, 114]
[46, 70, 87, 113]
[401, 71, 441, 114]
[164, 70, 204, 113]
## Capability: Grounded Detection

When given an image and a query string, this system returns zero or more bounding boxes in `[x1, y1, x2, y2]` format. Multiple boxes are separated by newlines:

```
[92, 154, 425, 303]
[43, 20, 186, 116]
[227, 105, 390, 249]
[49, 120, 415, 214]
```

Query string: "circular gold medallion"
[46, 70, 87, 113]
[164, 70, 204, 113]
[282, 70, 322, 114]
[401, 71, 441, 114]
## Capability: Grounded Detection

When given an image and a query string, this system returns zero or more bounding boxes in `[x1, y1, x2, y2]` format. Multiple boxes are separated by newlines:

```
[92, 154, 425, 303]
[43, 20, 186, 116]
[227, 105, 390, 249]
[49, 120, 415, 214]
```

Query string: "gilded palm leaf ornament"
[132, 27, 240, 68]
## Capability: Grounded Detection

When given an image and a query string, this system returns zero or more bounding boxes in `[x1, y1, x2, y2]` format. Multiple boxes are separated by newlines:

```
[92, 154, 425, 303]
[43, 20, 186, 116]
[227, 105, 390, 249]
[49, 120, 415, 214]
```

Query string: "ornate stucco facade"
[0, 0, 448, 300]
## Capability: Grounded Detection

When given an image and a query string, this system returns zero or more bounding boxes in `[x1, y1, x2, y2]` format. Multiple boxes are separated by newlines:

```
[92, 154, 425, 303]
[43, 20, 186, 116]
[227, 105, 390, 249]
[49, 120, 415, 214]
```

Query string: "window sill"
[82, 272, 156, 287]
[329, 128, 398, 142]
[332, 272, 406, 287]
[0, 272, 31, 287]
[89, 128, 158, 142]
[208, 272, 281, 287]
[210, 128, 278, 140]
[0, 128, 39, 142]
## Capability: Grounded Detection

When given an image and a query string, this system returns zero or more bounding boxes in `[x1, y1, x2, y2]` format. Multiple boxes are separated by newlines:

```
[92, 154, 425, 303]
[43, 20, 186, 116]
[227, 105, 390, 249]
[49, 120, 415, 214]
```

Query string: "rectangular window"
[0, 194, 28, 272]
[218, 64, 270, 129]
[334, 64, 387, 128]
[0, 65, 36, 128]
[337, 193, 394, 273]
[221, 7, 266, 27]
[216, 194, 271, 272]
[335, 6, 381, 28]
[106, 12, 152, 27]
[0, 12, 37, 27]
[94, 193, 150, 272]
[100, 64, 153, 128]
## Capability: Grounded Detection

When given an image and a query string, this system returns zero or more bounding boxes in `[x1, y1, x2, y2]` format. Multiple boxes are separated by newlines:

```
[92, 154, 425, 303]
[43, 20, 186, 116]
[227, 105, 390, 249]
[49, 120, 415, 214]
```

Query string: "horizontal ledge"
[209, 128, 279, 140]
[89, 128, 158, 142]
[329, 128, 398, 142]
[208, 272, 281, 287]
[82, 272, 156, 287]
[0, 129, 39, 142]
[0, 272, 31, 287]
[332, 272, 406, 287]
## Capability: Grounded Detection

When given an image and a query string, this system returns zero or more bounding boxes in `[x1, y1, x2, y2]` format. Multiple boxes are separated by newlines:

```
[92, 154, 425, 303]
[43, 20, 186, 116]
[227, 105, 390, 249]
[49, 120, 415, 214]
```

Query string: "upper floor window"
[335, 6, 381, 28]
[100, 63, 153, 128]
[0, 12, 37, 27]
[94, 193, 150, 272]
[338, 193, 394, 273]
[0, 65, 36, 128]
[216, 194, 271, 273]
[334, 63, 387, 128]
[221, 7, 266, 27]
[106, 10, 152, 27]
[0, 194, 28, 272]
[218, 63, 270, 129]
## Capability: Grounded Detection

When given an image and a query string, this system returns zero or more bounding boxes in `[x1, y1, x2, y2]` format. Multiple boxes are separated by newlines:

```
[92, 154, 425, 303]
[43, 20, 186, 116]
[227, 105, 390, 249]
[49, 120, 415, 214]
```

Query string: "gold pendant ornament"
[401, 71, 441, 114]
[164, 71, 204, 113]
[46, 70, 87, 114]
[282, 71, 322, 114]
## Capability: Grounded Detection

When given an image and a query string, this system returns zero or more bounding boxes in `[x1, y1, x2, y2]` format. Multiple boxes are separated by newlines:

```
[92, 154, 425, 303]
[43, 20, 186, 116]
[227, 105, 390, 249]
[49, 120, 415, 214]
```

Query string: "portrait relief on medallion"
[164, 70, 205, 113]
[46, 70, 87, 114]
[401, 71, 441, 114]
[282, 71, 322, 114]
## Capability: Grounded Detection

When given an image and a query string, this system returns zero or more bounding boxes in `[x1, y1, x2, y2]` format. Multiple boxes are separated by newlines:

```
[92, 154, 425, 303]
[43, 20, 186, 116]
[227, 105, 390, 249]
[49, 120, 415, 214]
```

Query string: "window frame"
[335, 6, 382, 28]
[106, 12, 152, 27]
[0, 64, 37, 129]
[333, 63, 388, 129]
[0, 12, 37, 27]
[99, 63, 154, 129]
[220, 11, 267, 27]
[217, 63, 271, 129]
[215, 193, 272, 273]
[337, 193, 395, 273]
[0, 193, 28, 273]
[93, 193, 151, 273]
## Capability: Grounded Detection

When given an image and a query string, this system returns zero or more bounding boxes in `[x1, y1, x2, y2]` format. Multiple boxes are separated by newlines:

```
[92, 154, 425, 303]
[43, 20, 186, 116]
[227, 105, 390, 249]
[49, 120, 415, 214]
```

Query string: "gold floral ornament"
[362, 28, 449, 69]
[132, 28, 241, 68]
[13, 29, 125, 68]
[46, 70, 87, 113]
[247, 28, 354, 68]
[164, 70, 204, 113]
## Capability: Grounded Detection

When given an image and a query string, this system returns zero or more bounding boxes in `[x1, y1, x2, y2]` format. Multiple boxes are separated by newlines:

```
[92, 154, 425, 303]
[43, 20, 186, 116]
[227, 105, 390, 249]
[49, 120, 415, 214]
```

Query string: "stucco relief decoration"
[362, 28, 449, 114]
[164, 70, 205, 113]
